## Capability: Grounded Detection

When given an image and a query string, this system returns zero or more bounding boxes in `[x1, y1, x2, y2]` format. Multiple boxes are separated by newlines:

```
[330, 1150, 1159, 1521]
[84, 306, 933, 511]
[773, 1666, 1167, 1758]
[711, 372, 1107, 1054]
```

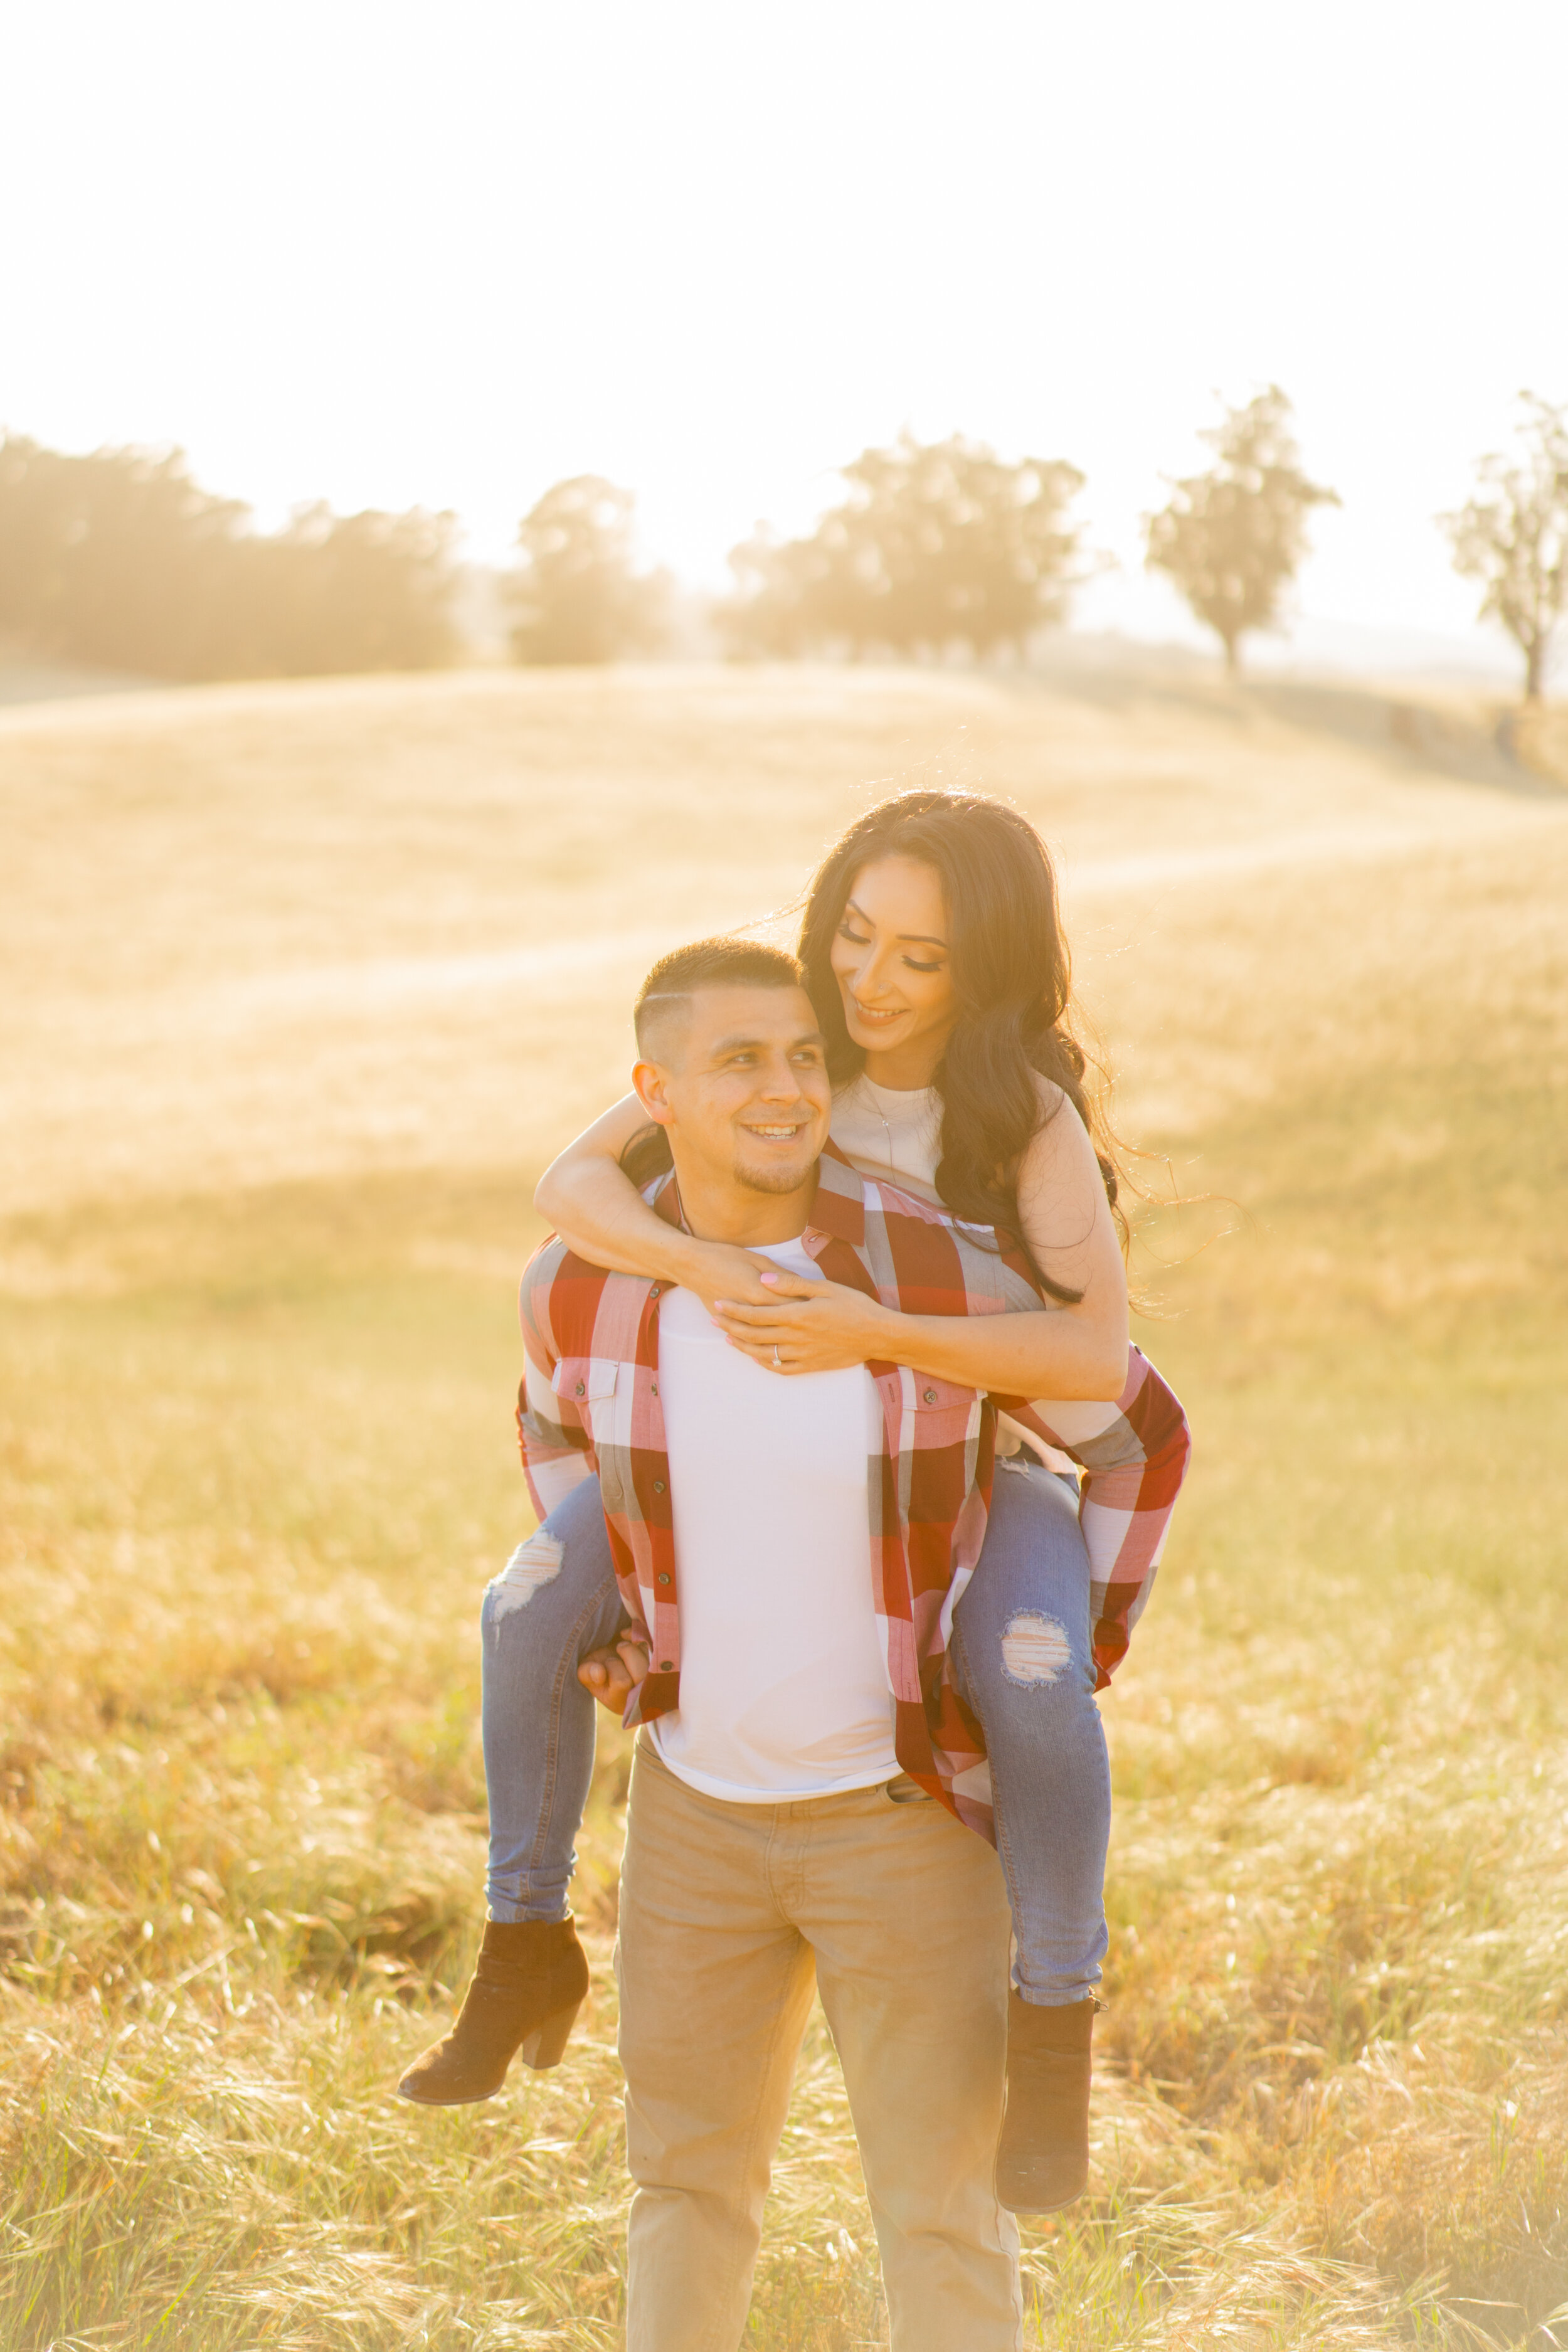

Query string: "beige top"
[830, 1076, 1073, 1473]
[830, 1074, 945, 1206]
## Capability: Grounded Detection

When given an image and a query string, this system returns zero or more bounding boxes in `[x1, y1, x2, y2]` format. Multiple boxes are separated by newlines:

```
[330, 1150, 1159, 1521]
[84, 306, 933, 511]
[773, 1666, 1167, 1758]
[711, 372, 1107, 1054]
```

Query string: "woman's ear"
[632, 1058, 675, 1128]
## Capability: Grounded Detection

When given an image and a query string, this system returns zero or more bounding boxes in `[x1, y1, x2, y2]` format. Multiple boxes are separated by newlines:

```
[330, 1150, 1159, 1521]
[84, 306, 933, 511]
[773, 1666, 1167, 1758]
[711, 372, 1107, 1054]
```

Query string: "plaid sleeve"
[998, 1347, 1192, 1690]
[516, 1242, 598, 1522]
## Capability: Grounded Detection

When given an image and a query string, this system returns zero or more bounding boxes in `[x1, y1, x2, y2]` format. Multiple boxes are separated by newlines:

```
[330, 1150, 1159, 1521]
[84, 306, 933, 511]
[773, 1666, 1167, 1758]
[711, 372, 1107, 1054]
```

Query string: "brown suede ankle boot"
[994, 1991, 1096, 2212]
[397, 1918, 590, 2106]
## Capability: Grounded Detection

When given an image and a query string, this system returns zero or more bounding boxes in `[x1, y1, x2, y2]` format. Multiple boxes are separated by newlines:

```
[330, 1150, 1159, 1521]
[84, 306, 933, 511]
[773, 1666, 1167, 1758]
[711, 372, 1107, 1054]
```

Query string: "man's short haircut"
[633, 936, 805, 1059]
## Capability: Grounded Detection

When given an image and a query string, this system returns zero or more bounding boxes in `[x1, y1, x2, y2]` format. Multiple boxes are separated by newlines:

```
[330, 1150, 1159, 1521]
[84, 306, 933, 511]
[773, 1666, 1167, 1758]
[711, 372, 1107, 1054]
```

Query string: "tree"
[723, 433, 1087, 660]
[508, 475, 668, 664]
[1440, 394, 1568, 704]
[1145, 388, 1338, 674]
[243, 504, 458, 675]
[0, 435, 250, 675]
[0, 432, 457, 678]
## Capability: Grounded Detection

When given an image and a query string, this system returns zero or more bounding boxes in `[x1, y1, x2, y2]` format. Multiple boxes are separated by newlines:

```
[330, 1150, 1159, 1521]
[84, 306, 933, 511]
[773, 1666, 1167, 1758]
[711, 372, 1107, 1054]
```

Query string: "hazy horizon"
[5, 0, 1567, 676]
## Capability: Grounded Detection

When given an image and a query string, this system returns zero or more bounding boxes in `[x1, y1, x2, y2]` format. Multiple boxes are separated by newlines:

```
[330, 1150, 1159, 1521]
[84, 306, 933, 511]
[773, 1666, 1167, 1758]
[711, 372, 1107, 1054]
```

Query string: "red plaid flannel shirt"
[517, 1142, 1190, 1841]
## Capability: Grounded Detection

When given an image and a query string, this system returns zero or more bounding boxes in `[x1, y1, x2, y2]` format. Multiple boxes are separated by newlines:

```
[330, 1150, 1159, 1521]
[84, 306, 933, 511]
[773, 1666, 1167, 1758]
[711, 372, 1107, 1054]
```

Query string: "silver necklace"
[867, 1076, 908, 1178]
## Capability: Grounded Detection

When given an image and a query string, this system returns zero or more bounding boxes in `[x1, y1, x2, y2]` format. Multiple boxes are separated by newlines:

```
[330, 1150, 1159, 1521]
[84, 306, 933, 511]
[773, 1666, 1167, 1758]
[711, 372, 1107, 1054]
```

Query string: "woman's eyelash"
[839, 923, 941, 973]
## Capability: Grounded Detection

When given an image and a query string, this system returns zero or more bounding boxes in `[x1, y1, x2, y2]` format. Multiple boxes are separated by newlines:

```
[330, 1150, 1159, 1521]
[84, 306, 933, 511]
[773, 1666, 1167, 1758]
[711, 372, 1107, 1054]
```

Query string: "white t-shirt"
[648, 1236, 898, 1803]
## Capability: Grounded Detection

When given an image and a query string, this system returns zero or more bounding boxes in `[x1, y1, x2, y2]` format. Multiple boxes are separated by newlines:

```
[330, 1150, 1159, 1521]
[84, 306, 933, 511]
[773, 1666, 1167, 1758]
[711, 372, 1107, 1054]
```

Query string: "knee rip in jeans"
[1000, 1610, 1072, 1687]
[487, 1532, 565, 1624]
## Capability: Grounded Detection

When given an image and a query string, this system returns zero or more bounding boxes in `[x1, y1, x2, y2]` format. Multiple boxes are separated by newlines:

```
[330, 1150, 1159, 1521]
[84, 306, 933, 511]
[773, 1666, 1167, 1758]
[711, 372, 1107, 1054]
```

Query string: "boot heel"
[519, 1999, 581, 2071]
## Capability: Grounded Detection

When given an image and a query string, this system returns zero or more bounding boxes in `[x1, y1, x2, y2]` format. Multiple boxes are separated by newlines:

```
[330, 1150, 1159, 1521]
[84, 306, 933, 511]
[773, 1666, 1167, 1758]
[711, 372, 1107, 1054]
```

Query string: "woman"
[400, 789, 1190, 2213]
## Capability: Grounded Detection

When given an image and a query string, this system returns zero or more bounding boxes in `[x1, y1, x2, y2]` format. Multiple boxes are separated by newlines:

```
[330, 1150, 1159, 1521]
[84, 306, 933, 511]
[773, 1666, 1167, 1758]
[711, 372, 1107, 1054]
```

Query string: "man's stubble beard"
[730, 1149, 818, 1198]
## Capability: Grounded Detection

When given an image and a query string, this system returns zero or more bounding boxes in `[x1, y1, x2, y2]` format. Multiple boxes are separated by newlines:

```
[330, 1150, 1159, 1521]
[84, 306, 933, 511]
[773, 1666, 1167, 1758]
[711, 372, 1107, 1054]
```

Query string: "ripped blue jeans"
[480, 1454, 1111, 2005]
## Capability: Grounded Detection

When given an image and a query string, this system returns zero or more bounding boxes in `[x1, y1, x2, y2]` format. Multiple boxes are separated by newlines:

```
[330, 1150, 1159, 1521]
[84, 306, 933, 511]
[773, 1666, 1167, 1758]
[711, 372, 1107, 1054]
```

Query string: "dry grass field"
[3, 662, 1566, 2349]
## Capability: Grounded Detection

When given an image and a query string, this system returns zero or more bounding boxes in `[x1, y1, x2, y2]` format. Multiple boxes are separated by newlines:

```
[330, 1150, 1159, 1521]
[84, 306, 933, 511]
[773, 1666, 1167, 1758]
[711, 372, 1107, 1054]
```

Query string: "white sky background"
[4, 0, 1566, 667]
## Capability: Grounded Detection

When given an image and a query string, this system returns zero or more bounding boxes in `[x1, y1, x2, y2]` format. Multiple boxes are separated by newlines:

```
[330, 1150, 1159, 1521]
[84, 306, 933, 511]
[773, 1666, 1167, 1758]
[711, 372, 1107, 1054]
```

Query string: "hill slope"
[3, 665, 1566, 2348]
[1, 662, 1559, 1219]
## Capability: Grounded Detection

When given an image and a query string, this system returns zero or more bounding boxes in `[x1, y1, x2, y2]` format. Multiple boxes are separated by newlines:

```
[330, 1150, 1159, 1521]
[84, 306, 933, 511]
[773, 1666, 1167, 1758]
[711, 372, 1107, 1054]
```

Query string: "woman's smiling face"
[829, 854, 958, 1085]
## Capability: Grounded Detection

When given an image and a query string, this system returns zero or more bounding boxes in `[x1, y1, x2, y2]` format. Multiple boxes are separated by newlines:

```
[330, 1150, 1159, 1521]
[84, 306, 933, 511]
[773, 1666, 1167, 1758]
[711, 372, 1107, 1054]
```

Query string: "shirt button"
[660, 1659, 674, 1671]
[657, 1571, 671, 1585]
[652, 1479, 665, 1495]
[651, 1382, 659, 1397]
[923, 1387, 938, 1404]
[649, 1284, 660, 1298]
[574, 1380, 585, 1397]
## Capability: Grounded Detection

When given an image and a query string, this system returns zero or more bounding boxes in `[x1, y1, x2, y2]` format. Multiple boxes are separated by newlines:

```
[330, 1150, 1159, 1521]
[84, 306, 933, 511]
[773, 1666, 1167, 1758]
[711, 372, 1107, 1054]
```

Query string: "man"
[512, 935, 1067, 2351]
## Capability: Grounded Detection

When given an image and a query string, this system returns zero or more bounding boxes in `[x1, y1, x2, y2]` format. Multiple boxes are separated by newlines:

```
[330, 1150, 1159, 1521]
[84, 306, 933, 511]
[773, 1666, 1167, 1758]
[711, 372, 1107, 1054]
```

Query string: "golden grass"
[3, 666, 1567, 2346]
[2, 661, 1555, 1217]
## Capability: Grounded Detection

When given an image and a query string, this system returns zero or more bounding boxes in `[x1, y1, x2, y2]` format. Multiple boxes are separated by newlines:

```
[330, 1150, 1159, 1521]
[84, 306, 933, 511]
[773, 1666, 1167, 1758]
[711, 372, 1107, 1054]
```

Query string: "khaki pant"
[615, 1741, 1022, 2352]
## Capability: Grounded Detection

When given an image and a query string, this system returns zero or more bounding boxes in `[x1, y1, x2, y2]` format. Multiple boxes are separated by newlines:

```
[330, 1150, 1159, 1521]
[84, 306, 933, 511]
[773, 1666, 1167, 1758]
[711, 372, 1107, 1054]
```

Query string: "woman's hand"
[711, 1275, 890, 1374]
[672, 1239, 821, 1319]
[670, 1240, 886, 1372]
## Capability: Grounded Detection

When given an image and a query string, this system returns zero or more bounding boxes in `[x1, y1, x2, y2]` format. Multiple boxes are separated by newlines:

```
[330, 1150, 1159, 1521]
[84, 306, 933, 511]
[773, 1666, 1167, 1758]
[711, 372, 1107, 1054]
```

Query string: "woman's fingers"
[714, 1315, 818, 1355]
[727, 1335, 786, 1365]
[709, 1278, 879, 1373]
[724, 1333, 864, 1375]
[709, 1272, 790, 1306]
[712, 1297, 808, 1330]
[689, 1245, 817, 1310]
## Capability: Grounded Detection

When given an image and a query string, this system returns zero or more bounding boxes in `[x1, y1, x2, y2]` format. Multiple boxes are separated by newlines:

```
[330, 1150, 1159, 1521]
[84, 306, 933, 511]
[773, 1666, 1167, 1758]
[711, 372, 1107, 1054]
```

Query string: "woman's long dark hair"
[797, 789, 1121, 1302]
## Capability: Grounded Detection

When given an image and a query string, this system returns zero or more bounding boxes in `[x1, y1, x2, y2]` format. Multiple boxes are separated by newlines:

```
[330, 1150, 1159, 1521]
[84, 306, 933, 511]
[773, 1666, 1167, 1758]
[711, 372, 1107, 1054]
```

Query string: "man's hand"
[712, 1276, 889, 1374]
[577, 1634, 651, 1714]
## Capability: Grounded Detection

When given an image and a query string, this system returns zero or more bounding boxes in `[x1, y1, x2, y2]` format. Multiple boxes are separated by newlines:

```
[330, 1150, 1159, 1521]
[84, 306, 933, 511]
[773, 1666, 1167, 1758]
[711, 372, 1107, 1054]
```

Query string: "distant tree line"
[3, 394, 1564, 697]
[542, 393, 1565, 701]
[723, 435, 1088, 660]
[0, 435, 457, 679]
[535, 408, 1334, 677]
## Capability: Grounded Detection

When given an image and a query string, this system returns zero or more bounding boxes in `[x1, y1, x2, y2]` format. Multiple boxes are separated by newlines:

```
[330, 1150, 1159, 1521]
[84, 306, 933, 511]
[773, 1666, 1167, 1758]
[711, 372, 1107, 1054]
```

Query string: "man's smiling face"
[634, 982, 831, 1200]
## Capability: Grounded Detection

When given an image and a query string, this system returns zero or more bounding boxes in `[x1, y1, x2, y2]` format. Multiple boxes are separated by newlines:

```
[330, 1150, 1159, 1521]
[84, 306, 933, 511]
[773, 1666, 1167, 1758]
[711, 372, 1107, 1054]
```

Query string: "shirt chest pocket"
[552, 1357, 623, 1445]
[908, 1375, 978, 1449]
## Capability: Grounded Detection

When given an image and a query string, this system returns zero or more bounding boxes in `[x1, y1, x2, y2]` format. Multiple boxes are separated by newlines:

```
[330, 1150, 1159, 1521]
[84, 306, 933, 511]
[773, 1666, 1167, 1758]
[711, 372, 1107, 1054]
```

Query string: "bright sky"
[5, 0, 1566, 664]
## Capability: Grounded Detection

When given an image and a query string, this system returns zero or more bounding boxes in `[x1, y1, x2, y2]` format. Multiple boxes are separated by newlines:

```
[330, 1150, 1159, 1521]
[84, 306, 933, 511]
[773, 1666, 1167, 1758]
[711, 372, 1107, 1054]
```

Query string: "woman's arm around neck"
[1007, 1077, 1130, 1392]
[709, 1077, 1130, 1398]
[533, 1096, 813, 1310]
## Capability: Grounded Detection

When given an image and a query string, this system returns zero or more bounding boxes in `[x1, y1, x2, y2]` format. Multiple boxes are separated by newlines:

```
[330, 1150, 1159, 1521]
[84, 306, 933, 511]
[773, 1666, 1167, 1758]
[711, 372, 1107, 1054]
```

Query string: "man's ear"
[632, 1058, 675, 1128]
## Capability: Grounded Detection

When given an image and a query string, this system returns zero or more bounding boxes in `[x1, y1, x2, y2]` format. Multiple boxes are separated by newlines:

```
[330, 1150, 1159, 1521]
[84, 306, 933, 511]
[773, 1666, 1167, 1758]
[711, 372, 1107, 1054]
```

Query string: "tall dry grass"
[3, 667, 1565, 2346]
